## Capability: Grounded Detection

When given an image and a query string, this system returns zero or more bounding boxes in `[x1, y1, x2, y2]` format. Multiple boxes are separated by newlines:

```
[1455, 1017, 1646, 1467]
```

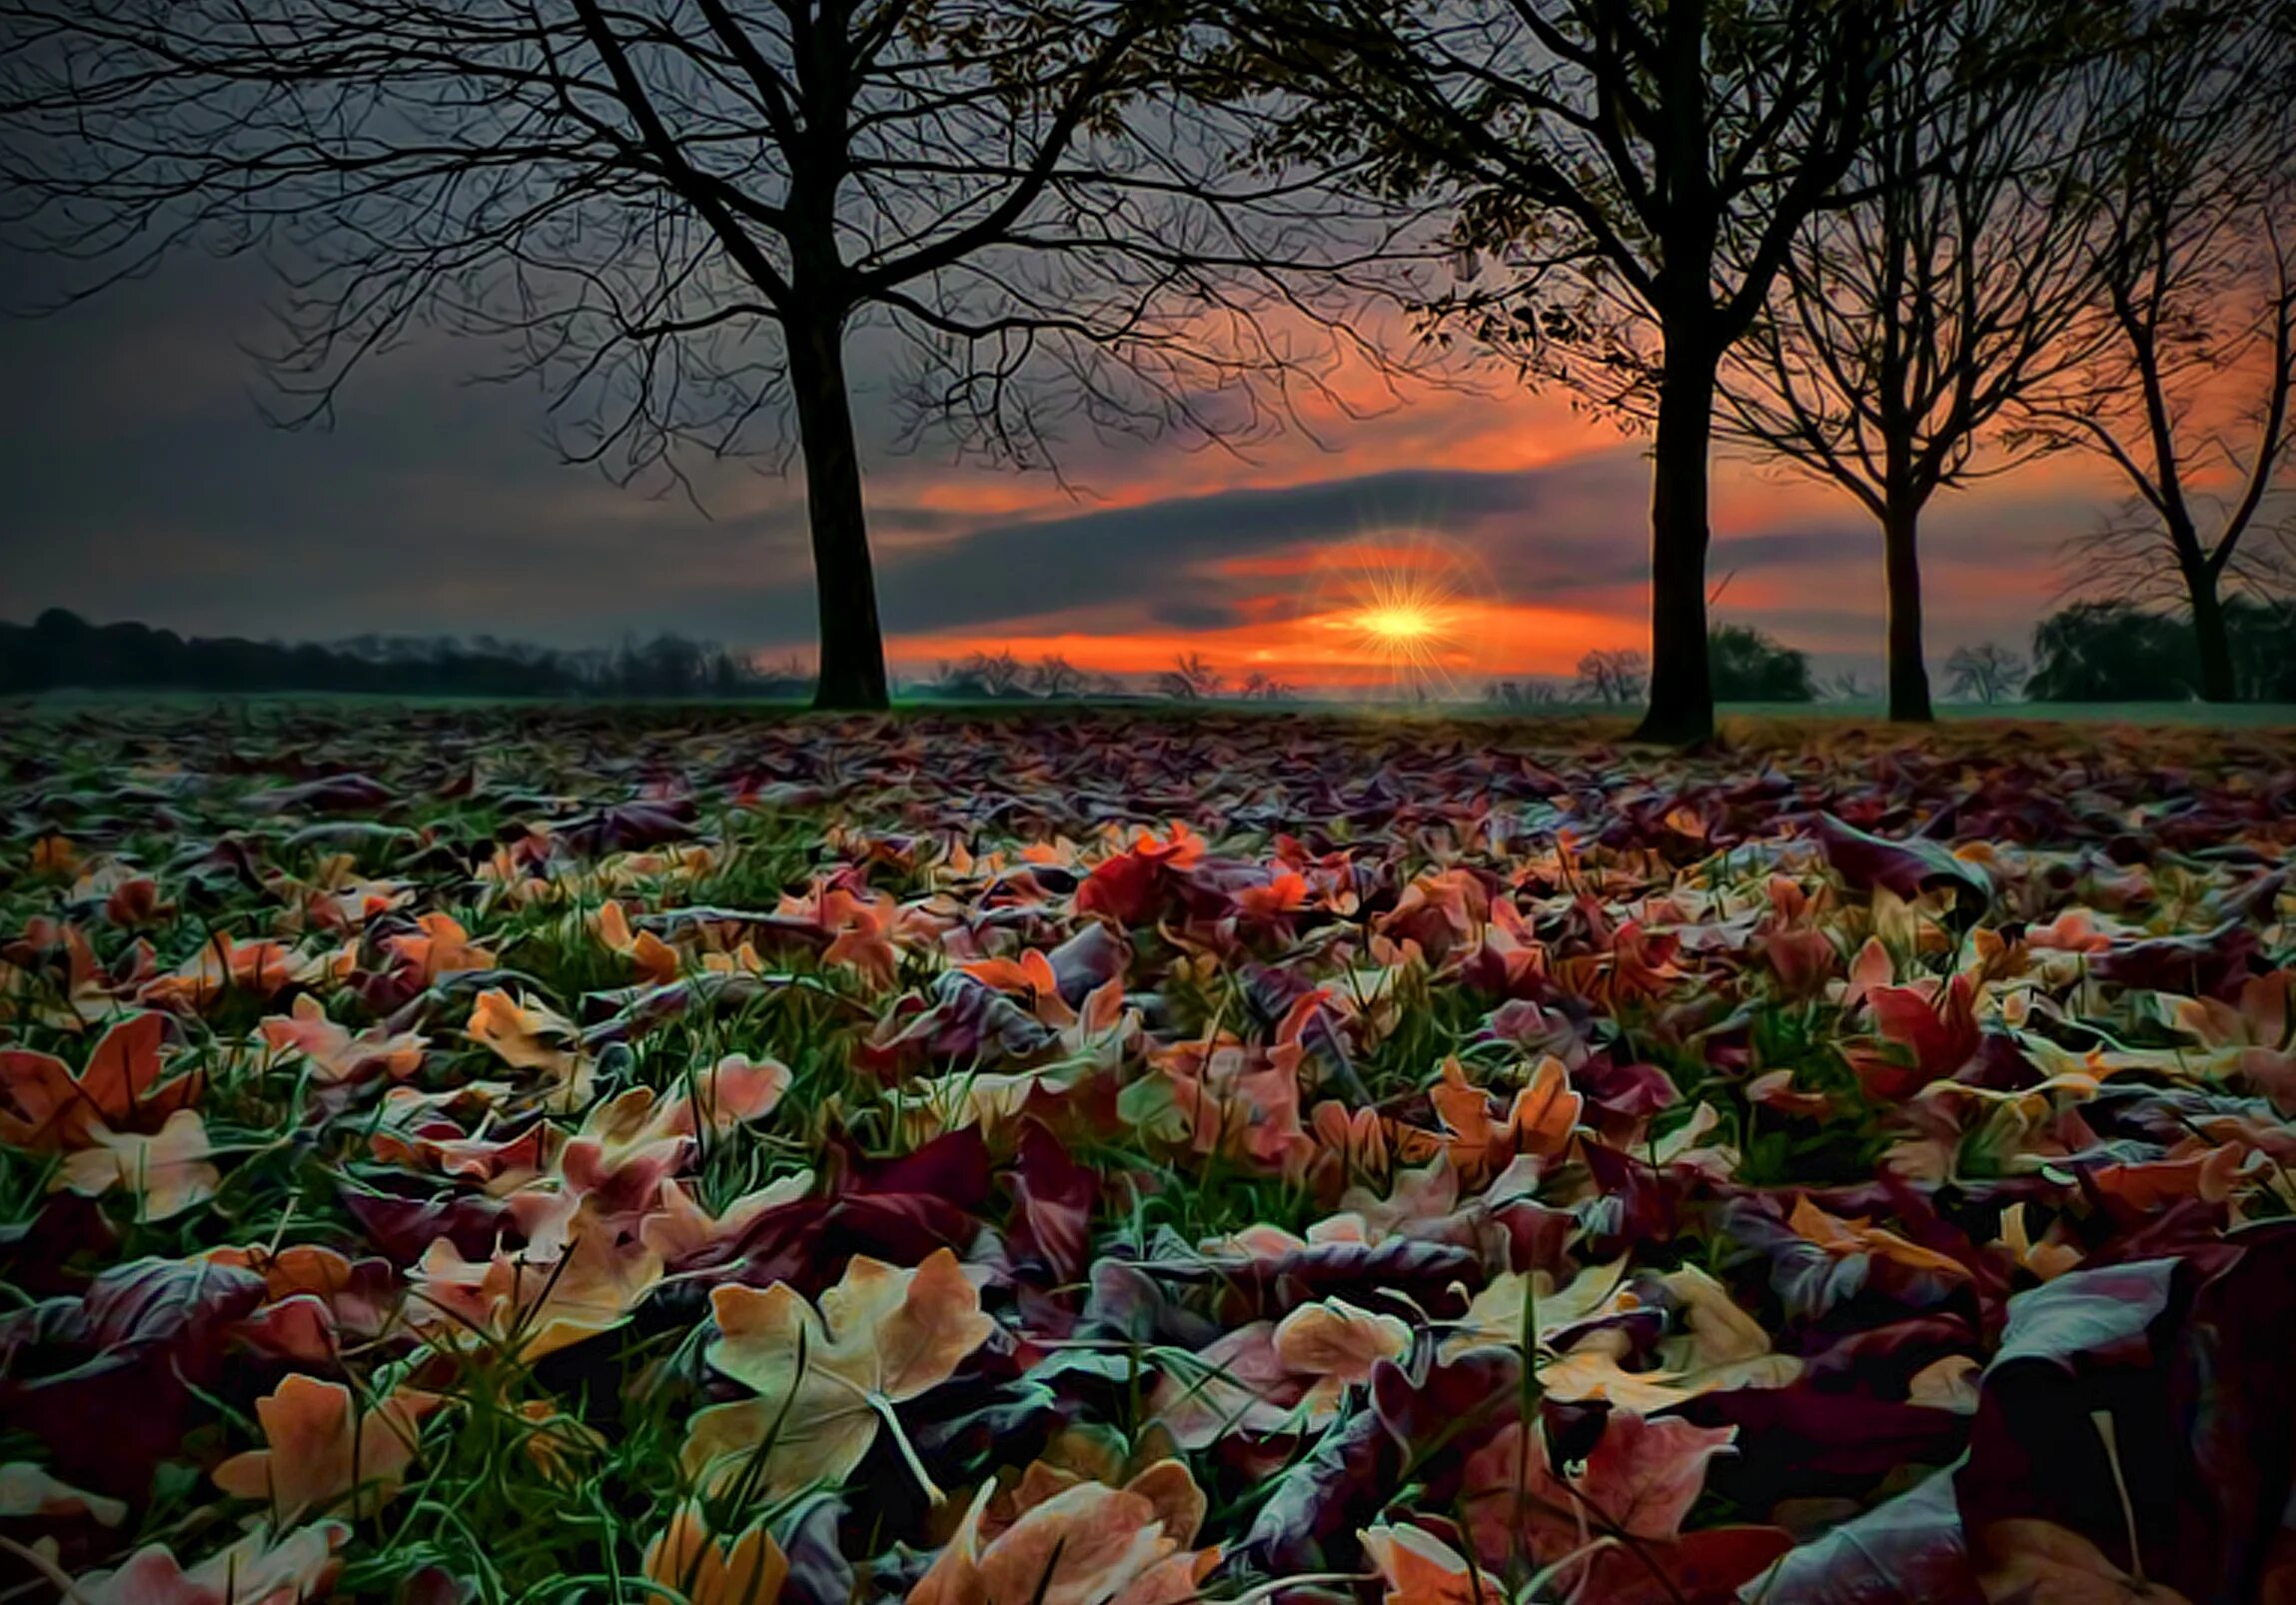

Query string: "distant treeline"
[7, 601, 2293, 705]
[2029, 600, 2296, 703]
[0, 610, 813, 699]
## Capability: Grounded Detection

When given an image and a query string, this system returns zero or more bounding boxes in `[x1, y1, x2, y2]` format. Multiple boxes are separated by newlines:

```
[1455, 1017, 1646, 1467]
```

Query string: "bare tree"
[1485, 678, 1563, 709]
[1238, 671, 1295, 700]
[962, 649, 1026, 698]
[1720, 0, 2113, 722]
[2020, 8, 2296, 702]
[1028, 654, 1088, 698]
[1157, 651, 1225, 699]
[1574, 648, 1648, 708]
[0, 0, 1417, 710]
[1943, 641, 2024, 704]
[1225, 0, 1893, 743]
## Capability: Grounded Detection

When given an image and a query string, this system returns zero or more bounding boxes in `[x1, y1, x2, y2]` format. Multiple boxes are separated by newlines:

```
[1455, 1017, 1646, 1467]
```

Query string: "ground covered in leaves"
[3, 704, 2294, 1605]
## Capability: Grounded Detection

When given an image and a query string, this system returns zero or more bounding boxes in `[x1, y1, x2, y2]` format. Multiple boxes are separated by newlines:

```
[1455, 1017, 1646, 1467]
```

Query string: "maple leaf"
[465, 987, 590, 1107]
[643, 1501, 789, 1605]
[1273, 1296, 1415, 1418]
[137, 932, 316, 1010]
[1362, 1523, 1506, 1605]
[0, 1011, 196, 1151]
[1994, 1202, 2083, 1281]
[637, 1170, 815, 1263]
[1131, 1034, 1315, 1175]
[1442, 1260, 1794, 1410]
[56, 1107, 220, 1220]
[1973, 1519, 2195, 1603]
[1789, 1193, 1972, 1280]
[0, 1461, 128, 1527]
[912, 1462, 1217, 1605]
[1412, 1056, 1582, 1183]
[1148, 1321, 1308, 1448]
[260, 992, 426, 1084]
[69, 1520, 350, 1605]
[596, 900, 682, 986]
[409, 1227, 663, 1361]
[1849, 974, 1982, 1097]
[682, 1247, 994, 1502]
[385, 910, 497, 984]
[1461, 1411, 1738, 1569]
[201, 1241, 398, 1339]
[212, 1373, 439, 1522]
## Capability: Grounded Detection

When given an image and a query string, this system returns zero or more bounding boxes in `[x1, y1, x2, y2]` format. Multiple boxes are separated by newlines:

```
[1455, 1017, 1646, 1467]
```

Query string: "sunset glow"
[1360, 604, 1442, 642]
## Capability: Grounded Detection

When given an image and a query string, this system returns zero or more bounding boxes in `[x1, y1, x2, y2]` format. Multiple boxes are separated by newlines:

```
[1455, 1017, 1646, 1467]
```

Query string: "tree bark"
[1635, 346, 1719, 745]
[1881, 489, 1933, 722]
[2186, 562, 2237, 703]
[787, 311, 889, 711]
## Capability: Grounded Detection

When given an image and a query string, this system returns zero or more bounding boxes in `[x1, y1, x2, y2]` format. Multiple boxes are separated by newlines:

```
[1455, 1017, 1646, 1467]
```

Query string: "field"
[2, 703, 2293, 1604]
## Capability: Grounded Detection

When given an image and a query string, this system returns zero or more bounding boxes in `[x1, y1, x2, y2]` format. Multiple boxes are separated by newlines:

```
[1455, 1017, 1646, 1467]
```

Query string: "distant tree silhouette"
[914, 651, 1035, 701]
[2028, 600, 2296, 702]
[1943, 643, 2026, 704]
[1485, 679, 1564, 710]
[966, 652, 1028, 700]
[1028, 656, 1088, 699]
[1574, 650, 1649, 708]
[2022, 8, 2296, 703]
[0, 611, 808, 699]
[1708, 625, 1815, 702]
[1226, 0, 1899, 743]
[1720, 0, 2115, 722]
[2027, 602, 2197, 701]
[1157, 653, 1225, 700]
[0, 0, 1411, 712]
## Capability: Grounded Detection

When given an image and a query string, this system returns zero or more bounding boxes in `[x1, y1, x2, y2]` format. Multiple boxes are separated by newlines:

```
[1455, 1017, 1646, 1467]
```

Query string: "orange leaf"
[644, 1502, 789, 1605]
[212, 1374, 438, 1522]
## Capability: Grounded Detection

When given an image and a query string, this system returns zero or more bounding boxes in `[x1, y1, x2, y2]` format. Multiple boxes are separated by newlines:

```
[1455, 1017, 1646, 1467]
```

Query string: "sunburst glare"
[1302, 532, 1492, 700]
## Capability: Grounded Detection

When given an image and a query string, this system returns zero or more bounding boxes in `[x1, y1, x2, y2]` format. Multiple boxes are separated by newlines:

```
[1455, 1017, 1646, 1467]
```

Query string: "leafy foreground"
[2, 705, 2293, 1605]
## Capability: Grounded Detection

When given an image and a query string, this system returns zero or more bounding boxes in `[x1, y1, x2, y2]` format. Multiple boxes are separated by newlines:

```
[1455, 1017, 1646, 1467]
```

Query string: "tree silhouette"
[1720, 0, 2114, 722]
[1028, 655, 1088, 698]
[1157, 652, 1224, 700]
[0, 0, 1407, 710]
[1943, 642, 2026, 704]
[1227, 0, 1893, 743]
[1574, 649, 1648, 708]
[2022, 8, 2296, 702]
[1707, 624, 1813, 702]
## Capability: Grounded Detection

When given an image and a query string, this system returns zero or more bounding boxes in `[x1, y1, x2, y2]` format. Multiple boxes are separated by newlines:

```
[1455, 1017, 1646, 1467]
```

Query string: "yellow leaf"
[684, 1248, 993, 1502]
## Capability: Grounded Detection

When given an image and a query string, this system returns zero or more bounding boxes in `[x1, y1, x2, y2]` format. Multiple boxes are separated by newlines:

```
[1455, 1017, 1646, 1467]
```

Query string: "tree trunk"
[1881, 491, 1932, 722]
[1635, 347, 1719, 745]
[2187, 563, 2236, 703]
[787, 311, 889, 711]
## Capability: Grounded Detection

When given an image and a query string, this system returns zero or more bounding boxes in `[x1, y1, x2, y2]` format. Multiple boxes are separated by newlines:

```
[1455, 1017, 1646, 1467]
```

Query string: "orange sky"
[851, 311, 2284, 690]
[865, 373, 2109, 688]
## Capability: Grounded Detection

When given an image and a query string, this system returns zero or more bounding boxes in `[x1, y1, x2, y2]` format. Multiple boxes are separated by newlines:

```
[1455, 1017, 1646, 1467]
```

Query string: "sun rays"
[1311, 534, 1490, 698]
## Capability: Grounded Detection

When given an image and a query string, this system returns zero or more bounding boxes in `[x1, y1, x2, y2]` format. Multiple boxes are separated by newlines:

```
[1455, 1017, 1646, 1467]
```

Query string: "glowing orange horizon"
[887, 595, 1637, 689]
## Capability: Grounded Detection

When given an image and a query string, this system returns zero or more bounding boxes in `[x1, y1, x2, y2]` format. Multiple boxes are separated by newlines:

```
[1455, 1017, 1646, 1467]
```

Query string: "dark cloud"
[1149, 598, 1244, 630]
[866, 454, 1658, 633]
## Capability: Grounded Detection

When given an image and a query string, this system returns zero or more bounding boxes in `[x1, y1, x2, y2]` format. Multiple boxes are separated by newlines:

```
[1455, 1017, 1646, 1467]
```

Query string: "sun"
[1361, 605, 1443, 643]
[1285, 528, 1499, 701]
[1339, 567, 1467, 687]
